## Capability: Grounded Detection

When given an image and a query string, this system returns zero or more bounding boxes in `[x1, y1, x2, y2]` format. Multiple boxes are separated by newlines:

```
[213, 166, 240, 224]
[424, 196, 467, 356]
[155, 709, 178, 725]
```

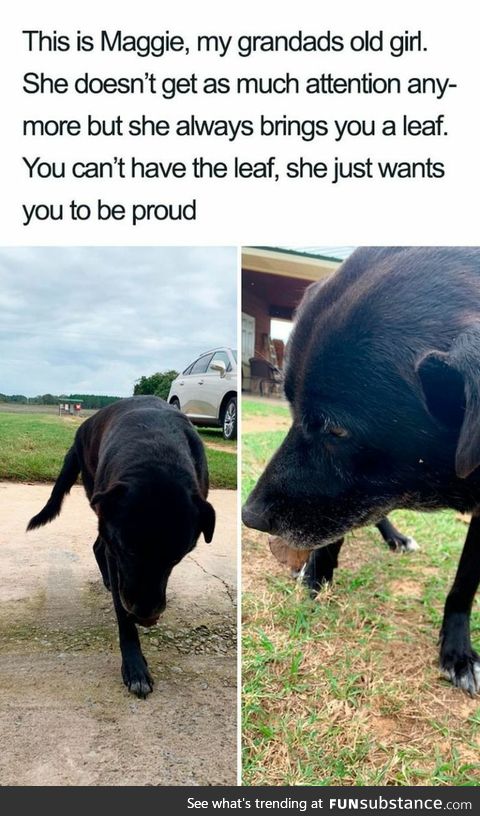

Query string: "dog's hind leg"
[93, 537, 111, 591]
[376, 516, 419, 553]
[106, 551, 153, 698]
[440, 514, 480, 695]
[301, 540, 344, 596]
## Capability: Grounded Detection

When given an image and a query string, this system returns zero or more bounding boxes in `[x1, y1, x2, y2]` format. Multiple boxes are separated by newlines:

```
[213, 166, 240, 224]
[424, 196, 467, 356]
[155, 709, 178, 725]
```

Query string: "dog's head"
[92, 471, 215, 625]
[243, 247, 480, 548]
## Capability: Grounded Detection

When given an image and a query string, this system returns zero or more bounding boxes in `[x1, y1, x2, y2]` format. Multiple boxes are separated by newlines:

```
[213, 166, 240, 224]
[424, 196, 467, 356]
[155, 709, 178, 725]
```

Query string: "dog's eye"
[329, 427, 349, 438]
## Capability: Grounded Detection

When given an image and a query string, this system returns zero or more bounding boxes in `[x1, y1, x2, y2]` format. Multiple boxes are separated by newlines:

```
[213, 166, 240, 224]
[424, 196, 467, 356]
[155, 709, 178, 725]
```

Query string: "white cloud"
[0, 247, 237, 397]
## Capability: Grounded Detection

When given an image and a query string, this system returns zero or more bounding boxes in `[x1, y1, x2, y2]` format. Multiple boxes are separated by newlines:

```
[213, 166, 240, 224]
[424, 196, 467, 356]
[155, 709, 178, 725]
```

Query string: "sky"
[0, 247, 237, 397]
[270, 318, 293, 344]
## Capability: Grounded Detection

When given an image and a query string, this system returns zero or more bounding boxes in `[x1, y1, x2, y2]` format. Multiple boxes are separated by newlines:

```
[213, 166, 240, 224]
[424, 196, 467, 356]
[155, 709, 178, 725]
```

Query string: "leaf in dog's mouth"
[268, 536, 310, 572]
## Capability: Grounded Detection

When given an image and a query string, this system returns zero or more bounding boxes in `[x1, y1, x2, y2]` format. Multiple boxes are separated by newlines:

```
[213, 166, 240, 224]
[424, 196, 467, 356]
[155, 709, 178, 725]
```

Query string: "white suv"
[168, 347, 237, 440]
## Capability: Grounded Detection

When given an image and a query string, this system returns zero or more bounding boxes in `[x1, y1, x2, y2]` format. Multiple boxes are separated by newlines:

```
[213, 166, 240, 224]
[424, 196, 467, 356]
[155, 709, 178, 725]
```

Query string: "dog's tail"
[27, 446, 80, 531]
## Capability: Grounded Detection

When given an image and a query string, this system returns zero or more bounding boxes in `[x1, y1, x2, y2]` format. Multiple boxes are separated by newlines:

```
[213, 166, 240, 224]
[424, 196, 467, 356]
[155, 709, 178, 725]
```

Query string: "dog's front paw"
[121, 653, 154, 698]
[440, 646, 480, 695]
[300, 559, 335, 598]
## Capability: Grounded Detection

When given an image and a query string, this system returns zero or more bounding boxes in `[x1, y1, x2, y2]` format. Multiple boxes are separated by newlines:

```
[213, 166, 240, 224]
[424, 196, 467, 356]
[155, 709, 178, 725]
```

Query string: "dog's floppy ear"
[198, 498, 216, 543]
[417, 325, 480, 479]
[90, 482, 128, 512]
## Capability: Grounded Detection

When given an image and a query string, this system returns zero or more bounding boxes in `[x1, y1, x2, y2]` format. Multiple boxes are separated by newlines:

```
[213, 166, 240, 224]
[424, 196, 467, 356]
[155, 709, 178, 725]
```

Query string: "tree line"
[0, 393, 121, 409]
[133, 370, 178, 401]
[1, 371, 180, 408]
[0, 371, 180, 409]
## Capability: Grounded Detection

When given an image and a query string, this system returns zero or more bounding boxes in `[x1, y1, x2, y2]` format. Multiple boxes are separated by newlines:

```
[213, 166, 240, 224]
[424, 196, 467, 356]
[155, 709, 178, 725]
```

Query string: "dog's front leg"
[440, 514, 480, 694]
[106, 551, 154, 698]
[302, 540, 344, 595]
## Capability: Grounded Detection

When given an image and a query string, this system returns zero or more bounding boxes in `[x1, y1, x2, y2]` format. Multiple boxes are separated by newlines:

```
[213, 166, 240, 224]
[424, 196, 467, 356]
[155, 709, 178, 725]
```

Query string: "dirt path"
[242, 414, 291, 434]
[203, 441, 237, 453]
[0, 483, 237, 786]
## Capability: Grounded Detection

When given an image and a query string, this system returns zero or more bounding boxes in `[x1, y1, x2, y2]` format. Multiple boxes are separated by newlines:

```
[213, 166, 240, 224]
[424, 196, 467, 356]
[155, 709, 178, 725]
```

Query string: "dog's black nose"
[242, 502, 272, 533]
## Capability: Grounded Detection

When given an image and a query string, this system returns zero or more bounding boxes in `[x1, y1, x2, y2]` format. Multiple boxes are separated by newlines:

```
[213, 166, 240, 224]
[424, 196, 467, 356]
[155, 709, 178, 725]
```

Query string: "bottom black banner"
[0, 787, 478, 813]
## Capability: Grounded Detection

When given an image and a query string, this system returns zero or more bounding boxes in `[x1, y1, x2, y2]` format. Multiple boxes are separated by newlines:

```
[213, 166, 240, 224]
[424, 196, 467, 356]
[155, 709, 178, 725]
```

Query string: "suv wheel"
[170, 398, 180, 409]
[222, 397, 237, 440]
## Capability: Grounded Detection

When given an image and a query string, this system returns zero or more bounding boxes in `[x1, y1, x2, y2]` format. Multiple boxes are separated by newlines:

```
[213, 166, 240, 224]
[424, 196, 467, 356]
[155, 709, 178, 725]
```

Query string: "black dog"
[28, 396, 215, 697]
[243, 247, 480, 694]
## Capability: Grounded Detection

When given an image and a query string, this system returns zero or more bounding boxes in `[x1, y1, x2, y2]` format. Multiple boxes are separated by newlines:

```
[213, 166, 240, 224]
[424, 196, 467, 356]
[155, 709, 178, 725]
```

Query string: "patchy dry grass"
[242, 401, 480, 785]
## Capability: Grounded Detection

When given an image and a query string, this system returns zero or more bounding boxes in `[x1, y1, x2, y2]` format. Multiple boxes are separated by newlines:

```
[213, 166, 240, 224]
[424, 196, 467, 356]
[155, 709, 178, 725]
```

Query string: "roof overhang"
[242, 247, 341, 281]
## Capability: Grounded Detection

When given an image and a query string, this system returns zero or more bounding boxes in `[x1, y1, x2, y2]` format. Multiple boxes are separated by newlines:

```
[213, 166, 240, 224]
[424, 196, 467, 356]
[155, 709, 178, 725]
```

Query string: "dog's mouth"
[134, 614, 160, 628]
[274, 528, 343, 551]
[243, 502, 351, 548]
[267, 503, 396, 552]
[119, 589, 163, 627]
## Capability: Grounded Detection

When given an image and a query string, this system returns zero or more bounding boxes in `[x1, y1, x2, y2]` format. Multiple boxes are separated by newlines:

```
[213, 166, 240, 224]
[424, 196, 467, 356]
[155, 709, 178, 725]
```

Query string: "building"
[241, 246, 354, 393]
[58, 398, 83, 416]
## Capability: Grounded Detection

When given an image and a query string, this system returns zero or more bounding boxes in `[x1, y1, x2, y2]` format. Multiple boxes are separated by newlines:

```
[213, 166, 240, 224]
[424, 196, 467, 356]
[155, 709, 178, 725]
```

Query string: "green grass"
[242, 403, 480, 785]
[242, 398, 290, 418]
[204, 446, 237, 489]
[0, 411, 236, 489]
[0, 412, 79, 481]
[242, 430, 286, 502]
[197, 427, 237, 449]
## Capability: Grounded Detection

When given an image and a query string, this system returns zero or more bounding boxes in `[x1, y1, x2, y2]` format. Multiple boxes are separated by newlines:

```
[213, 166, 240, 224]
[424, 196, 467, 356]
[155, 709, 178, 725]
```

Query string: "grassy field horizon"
[0, 408, 236, 489]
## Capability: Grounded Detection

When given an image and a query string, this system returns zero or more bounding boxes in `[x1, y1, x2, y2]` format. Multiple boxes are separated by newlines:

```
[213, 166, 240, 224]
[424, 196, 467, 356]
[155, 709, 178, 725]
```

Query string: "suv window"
[189, 353, 214, 375]
[208, 350, 231, 372]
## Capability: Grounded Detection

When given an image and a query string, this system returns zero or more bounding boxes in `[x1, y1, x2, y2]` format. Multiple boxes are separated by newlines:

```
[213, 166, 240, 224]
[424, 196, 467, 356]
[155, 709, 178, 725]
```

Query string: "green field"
[0, 411, 236, 489]
[242, 400, 480, 785]
[242, 399, 291, 419]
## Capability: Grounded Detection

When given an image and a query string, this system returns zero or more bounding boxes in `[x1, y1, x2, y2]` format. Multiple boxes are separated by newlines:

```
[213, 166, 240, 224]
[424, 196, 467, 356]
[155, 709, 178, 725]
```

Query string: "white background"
[0, 0, 478, 245]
